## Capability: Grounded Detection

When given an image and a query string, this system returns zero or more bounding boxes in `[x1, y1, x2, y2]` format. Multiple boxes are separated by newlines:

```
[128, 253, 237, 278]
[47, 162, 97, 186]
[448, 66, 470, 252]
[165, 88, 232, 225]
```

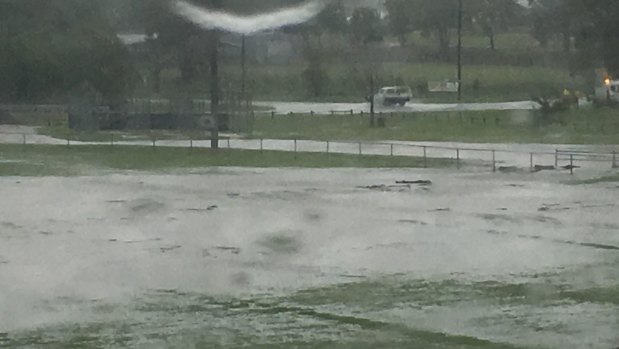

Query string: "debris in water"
[533, 165, 556, 172]
[396, 180, 432, 186]
[358, 184, 411, 192]
[160, 245, 182, 253]
[399, 219, 428, 226]
[498, 166, 520, 173]
[186, 205, 218, 212]
[216, 246, 241, 255]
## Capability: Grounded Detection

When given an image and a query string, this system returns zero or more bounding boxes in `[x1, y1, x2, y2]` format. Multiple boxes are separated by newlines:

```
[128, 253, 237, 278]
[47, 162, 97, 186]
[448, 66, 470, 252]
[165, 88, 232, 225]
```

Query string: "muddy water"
[256, 101, 539, 115]
[1, 169, 618, 348]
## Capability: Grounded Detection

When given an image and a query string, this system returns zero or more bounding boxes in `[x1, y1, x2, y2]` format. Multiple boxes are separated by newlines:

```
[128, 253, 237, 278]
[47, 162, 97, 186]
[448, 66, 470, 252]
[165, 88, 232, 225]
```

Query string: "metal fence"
[1, 131, 617, 174]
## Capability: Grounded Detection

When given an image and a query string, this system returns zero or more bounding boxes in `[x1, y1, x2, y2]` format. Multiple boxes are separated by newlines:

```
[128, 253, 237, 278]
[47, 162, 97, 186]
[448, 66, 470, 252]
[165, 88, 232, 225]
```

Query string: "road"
[256, 100, 540, 115]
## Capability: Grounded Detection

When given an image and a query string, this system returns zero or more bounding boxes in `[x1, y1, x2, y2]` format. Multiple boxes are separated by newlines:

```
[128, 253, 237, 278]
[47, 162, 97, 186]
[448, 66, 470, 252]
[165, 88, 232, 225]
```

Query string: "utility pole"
[210, 29, 220, 149]
[369, 73, 375, 127]
[241, 35, 246, 97]
[457, 0, 463, 102]
[209, 0, 223, 150]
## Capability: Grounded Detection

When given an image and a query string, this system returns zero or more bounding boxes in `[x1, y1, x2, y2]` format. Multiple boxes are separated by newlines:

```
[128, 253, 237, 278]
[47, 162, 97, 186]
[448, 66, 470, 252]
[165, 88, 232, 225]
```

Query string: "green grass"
[252, 108, 619, 144]
[38, 126, 213, 142]
[405, 30, 542, 51]
[0, 144, 453, 176]
[245, 62, 587, 103]
[133, 61, 586, 104]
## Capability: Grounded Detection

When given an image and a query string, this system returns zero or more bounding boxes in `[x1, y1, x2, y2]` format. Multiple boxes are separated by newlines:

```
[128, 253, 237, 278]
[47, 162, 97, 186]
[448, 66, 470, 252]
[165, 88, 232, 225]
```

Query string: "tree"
[314, 1, 349, 35]
[385, 0, 414, 47]
[408, 0, 460, 58]
[302, 40, 329, 98]
[0, 0, 134, 103]
[350, 7, 384, 45]
[529, 0, 575, 52]
[468, 0, 522, 50]
[530, 0, 619, 76]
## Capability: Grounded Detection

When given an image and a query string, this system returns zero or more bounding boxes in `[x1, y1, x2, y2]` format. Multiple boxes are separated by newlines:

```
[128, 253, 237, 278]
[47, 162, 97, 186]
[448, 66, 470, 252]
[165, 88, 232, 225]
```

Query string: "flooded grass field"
[1, 168, 618, 348]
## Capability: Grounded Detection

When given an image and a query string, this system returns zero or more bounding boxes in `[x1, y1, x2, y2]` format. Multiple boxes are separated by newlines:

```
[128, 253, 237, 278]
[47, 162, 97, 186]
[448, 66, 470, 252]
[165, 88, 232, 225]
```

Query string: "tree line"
[1, 0, 618, 104]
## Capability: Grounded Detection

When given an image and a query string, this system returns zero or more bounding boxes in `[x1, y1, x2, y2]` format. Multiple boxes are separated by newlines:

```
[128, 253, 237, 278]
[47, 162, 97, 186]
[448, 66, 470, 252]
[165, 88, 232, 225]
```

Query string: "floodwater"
[1, 168, 618, 348]
[257, 100, 540, 115]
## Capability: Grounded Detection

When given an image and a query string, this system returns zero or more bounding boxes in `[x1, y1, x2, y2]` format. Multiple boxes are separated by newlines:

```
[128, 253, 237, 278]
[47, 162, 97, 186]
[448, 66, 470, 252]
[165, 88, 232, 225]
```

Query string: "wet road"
[256, 100, 540, 115]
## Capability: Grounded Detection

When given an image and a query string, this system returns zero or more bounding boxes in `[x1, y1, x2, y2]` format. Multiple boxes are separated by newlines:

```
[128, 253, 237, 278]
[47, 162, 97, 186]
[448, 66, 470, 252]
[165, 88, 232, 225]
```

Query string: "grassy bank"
[252, 108, 619, 144]
[34, 108, 619, 145]
[0, 144, 453, 176]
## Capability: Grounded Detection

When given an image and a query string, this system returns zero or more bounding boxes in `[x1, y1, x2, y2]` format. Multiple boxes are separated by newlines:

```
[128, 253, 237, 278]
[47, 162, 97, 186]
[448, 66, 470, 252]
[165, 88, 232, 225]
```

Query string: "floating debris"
[396, 180, 432, 186]
[160, 245, 182, 253]
[215, 246, 241, 255]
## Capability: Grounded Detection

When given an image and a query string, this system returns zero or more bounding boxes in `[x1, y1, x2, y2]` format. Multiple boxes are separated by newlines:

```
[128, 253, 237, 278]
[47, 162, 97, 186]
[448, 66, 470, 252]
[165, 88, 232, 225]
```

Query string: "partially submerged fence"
[1, 131, 617, 174]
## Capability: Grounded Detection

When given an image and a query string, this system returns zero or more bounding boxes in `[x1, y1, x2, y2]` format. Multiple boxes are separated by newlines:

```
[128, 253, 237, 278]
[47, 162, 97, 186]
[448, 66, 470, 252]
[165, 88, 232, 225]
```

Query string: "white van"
[372, 86, 413, 106]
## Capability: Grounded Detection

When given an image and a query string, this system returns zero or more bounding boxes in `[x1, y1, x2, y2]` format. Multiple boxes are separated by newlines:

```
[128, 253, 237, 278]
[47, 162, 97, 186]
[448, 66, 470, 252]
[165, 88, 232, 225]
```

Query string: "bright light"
[604, 78, 612, 86]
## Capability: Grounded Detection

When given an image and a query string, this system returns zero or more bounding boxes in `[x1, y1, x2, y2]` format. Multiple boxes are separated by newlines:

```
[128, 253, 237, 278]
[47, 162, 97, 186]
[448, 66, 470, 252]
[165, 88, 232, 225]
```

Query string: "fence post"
[423, 146, 427, 168]
[456, 149, 460, 169]
[530, 153, 534, 171]
[294, 139, 297, 153]
[492, 150, 496, 172]
[326, 141, 330, 154]
[227, 138, 231, 149]
[260, 138, 264, 153]
[613, 151, 617, 169]
[390, 144, 394, 157]
[22, 133, 26, 146]
[570, 154, 574, 175]
[358, 142, 362, 156]
[190, 138, 193, 150]
[110, 134, 114, 147]
[555, 149, 558, 168]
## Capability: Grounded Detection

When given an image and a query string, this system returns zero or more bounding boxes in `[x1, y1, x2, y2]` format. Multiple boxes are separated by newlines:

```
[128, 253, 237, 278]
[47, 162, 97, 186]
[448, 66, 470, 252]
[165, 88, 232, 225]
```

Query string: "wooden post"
[326, 141, 330, 154]
[613, 151, 617, 168]
[227, 138, 231, 149]
[190, 138, 193, 150]
[390, 144, 394, 156]
[358, 142, 362, 156]
[152, 139, 156, 149]
[110, 134, 114, 147]
[423, 146, 427, 168]
[555, 149, 558, 168]
[294, 139, 297, 153]
[492, 150, 496, 172]
[456, 149, 460, 169]
[530, 153, 534, 170]
[260, 138, 263, 153]
[570, 154, 574, 175]
[22, 133, 26, 146]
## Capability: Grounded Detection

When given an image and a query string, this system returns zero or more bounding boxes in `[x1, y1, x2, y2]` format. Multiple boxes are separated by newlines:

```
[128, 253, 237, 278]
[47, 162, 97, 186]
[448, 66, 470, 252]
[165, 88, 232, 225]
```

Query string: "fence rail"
[1, 131, 617, 173]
